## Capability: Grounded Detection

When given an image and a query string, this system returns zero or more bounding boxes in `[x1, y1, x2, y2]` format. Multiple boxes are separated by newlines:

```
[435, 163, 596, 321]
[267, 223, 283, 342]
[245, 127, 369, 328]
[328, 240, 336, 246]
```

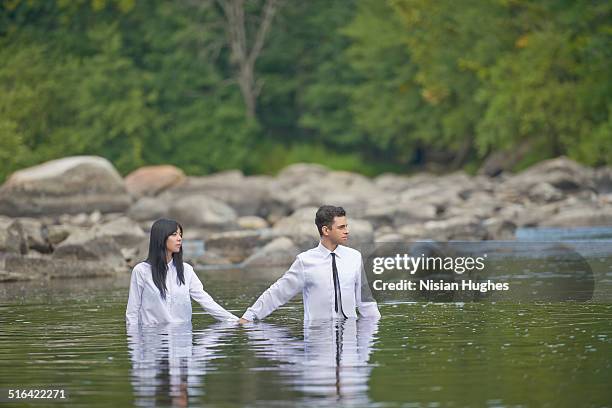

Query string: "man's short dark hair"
[315, 205, 346, 236]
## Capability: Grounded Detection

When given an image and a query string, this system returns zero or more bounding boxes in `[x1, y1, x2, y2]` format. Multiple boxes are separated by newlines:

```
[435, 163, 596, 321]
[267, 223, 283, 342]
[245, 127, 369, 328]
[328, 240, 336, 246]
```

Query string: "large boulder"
[53, 229, 126, 267]
[402, 215, 488, 241]
[168, 171, 279, 217]
[242, 237, 299, 268]
[127, 196, 167, 222]
[347, 219, 375, 246]
[167, 194, 238, 230]
[95, 217, 147, 248]
[2, 254, 125, 280]
[500, 157, 595, 198]
[272, 207, 320, 250]
[124, 165, 186, 197]
[363, 199, 438, 229]
[51, 217, 144, 266]
[397, 172, 484, 216]
[275, 163, 330, 187]
[271, 170, 378, 217]
[0, 156, 131, 216]
[205, 230, 276, 264]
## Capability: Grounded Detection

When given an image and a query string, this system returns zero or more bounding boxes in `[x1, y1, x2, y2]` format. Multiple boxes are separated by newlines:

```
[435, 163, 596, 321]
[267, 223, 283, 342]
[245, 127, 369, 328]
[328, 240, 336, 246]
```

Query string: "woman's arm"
[188, 266, 239, 322]
[126, 265, 144, 325]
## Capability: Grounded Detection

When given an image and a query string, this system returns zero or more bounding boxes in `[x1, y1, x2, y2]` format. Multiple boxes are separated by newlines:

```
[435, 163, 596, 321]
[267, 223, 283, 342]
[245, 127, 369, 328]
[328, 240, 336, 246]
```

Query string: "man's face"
[323, 216, 349, 245]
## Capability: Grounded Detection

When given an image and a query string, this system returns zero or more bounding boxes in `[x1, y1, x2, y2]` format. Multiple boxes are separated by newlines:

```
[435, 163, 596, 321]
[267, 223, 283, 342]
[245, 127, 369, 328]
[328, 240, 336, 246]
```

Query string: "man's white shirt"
[242, 242, 380, 321]
[126, 260, 238, 326]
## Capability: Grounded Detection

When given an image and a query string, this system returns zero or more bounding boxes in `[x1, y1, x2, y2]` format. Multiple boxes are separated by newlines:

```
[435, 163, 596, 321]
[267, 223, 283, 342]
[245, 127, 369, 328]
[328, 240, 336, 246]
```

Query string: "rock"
[444, 192, 503, 220]
[364, 200, 438, 229]
[12, 218, 52, 253]
[124, 165, 186, 197]
[122, 239, 149, 267]
[127, 196, 168, 222]
[374, 225, 396, 236]
[0, 269, 27, 282]
[497, 202, 561, 228]
[271, 170, 378, 216]
[398, 174, 470, 215]
[0, 216, 25, 254]
[272, 207, 320, 251]
[594, 166, 612, 194]
[53, 228, 125, 268]
[373, 173, 420, 193]
[205, 230, 275, 264]
[242, 237, 299, 268]
[540, 205, 612, 227]
[501, 156, 595, 195]
[599, 193, 612, 206]
[270, 206, 374, 249]
[3, 254, 125, 279]
[237, 216, 268, 230]
[421, 216, 488, 240]
[0, 156, 131, 216]
[276, 163, 330, 185]
[59, 213, 89, 226]
[482, 217, 517, 240]
[90, 210, 103, 224]
[194, 250, 233, 267]
[347, 219, 374, 245]
[167, 194, 238, 230]
[397, 223, 429, 240]
[168, 172, 277, 217]
[527, 182, 564, 203]
[95, 217, 147, 247]
[46, 225, 82, 246]
[375, 233, 405, 243]
[479, 150, 520, 177]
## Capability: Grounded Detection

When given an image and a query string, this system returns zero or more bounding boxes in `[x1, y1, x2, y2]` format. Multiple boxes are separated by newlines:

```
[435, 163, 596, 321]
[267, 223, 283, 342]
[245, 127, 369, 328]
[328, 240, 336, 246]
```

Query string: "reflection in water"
[126, 319, 379, 406]
[245, 318, 379, 405]
[126, 322, 234, 407]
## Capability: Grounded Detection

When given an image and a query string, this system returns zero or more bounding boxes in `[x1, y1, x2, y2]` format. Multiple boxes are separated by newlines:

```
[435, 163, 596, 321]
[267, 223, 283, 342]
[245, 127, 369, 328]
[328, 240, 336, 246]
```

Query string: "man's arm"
[241, 256, 305, 321]
[355, 256, 381, 318]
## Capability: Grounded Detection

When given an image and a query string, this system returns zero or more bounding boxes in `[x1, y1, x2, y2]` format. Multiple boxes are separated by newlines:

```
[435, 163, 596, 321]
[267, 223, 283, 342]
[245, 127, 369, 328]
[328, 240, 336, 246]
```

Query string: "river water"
[1, 229, 611, 406]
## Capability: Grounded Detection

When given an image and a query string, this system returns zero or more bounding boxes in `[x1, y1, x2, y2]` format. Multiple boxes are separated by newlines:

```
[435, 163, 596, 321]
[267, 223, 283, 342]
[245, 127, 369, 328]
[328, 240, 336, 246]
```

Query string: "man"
[239, 205, 380, 322]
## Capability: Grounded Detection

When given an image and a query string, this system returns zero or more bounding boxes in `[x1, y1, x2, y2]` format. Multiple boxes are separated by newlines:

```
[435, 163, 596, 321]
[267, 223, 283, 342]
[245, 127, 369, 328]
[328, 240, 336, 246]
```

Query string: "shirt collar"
[317, 241, 342, 258]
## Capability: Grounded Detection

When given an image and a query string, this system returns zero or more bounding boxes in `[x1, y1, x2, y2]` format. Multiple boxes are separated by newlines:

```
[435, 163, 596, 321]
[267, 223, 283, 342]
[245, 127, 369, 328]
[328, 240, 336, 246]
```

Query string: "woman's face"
[166, 227, 183, 254]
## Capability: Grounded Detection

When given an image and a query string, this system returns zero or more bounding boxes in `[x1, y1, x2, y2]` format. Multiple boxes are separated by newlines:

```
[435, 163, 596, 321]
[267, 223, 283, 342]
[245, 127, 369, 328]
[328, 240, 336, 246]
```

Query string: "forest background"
[1, 0, 610, 182]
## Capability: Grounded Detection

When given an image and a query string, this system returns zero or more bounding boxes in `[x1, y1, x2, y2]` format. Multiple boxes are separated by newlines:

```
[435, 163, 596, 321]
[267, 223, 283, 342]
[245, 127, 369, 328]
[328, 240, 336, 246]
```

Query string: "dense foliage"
[1, 0, 609, 180]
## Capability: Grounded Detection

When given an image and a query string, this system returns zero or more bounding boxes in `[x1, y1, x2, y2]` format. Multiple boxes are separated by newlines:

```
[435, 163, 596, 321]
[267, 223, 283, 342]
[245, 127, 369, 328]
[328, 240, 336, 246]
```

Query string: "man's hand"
[238, 318, 250, 324]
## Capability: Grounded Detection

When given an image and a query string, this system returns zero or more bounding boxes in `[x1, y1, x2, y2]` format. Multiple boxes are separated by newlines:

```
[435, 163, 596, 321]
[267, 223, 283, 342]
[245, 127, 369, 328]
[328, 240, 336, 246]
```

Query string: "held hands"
[238, 318, 250, 324]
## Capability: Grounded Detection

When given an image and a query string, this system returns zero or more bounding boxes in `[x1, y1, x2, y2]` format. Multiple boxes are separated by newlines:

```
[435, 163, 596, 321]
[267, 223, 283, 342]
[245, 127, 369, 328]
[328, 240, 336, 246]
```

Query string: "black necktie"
[331, 253, 346, 317]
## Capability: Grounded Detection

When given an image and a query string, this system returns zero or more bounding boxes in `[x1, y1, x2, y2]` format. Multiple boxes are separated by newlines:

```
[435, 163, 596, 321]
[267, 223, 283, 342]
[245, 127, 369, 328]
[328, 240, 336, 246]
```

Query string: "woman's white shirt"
[126, 260, 238, 326]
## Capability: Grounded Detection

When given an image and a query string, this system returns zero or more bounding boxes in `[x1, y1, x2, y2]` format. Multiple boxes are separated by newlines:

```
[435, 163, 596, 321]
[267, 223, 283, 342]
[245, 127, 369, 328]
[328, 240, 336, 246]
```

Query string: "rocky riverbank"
[1, 155, 610, 281]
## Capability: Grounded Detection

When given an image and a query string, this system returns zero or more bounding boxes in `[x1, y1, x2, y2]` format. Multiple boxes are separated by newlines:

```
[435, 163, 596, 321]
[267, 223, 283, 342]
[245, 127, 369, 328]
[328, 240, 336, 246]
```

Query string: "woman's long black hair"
[146, 218, 185, 299]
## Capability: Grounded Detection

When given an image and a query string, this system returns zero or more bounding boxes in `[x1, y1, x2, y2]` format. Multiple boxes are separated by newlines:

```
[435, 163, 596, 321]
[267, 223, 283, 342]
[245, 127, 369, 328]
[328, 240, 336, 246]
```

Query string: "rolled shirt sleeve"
[242, 256, 305, 321]
[189, 267, 239, 322]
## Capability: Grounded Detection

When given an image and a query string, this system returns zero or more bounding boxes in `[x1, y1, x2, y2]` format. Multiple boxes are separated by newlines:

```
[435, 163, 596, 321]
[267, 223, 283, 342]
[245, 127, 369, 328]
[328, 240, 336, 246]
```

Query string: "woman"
[126, 218, 238, 325]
